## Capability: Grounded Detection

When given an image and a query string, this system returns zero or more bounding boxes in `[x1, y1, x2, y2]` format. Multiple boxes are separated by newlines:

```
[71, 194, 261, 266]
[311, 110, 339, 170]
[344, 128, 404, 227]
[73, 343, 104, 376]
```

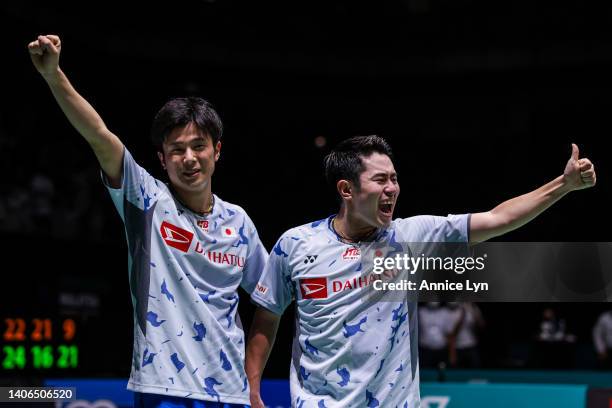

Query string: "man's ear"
[157, 151, 166, 170]
[337, 179, 352, 200]
[214, 141, 222, 162]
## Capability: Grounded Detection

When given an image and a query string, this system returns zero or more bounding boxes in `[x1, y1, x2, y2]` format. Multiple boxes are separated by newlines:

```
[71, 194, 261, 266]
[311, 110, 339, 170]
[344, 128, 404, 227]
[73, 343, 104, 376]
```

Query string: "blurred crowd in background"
[419, 302, 612, 371]
[0, 125, 116, 241]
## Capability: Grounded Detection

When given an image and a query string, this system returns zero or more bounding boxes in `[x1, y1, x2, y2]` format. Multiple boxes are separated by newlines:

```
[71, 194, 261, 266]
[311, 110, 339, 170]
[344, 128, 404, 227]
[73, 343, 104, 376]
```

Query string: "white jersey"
[446, 304, 482, 349]
[104, 148, 267, 405]
[418, 306, 456, 350]
[252, 214, 469, 408]
[593, 311, 612, 354]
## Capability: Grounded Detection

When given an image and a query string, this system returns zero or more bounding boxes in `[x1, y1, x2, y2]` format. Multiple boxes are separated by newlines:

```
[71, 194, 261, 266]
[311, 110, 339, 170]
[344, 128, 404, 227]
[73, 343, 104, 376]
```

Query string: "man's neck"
[173, 186, 214, 216]
[334, 207, 377, 242]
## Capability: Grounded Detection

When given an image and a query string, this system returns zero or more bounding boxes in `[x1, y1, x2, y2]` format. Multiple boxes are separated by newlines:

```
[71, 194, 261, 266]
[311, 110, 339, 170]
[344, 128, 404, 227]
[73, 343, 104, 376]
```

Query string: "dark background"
[0, 1, 611, 381]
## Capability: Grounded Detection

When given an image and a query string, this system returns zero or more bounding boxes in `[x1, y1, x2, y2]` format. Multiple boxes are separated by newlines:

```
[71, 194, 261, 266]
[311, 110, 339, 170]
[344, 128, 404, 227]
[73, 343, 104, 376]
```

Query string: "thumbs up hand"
[563, 144, 596, 191]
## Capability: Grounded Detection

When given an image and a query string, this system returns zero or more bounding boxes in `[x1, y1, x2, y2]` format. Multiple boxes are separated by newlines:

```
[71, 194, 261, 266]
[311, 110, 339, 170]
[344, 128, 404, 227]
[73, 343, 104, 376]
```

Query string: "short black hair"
[151, 97, 223, 152]
[324, 135, 394, 189]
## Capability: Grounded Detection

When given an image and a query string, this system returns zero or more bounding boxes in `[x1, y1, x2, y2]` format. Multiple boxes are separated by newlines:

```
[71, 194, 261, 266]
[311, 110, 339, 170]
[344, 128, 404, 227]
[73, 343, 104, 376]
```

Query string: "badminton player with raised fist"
[29, 34, 267, 408]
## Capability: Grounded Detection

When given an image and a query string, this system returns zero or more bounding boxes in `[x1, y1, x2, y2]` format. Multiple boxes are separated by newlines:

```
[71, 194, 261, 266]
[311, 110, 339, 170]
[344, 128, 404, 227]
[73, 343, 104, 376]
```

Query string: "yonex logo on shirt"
[197, 220, 209, 231]
[304, 255, 318, 264]
[299, 278, 328, 299]
[160, 221, 194, 252]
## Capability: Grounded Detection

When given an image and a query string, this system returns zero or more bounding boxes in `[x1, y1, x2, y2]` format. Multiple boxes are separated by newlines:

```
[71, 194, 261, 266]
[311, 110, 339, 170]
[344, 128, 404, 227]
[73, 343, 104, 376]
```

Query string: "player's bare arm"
[246, 307, 281, 408]
[470, 144, 596, 243]
[28, 34, 124, 187]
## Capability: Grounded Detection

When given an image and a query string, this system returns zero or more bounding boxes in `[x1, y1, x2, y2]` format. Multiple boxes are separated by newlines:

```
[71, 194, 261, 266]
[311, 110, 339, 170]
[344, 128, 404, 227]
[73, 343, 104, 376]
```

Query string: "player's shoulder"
[115, 147, 171, 197]
[271, 217, 330, 259]
[390, 214, 441, 231]
[214, 195, 254, 221]
[392, 214, 468, 229]
[271, 216, 332, 255]
[278, 216, 331, 241]
[392, 214, 437, 225]
[390, 214, 470, 242]
[122, 146, 148, 175]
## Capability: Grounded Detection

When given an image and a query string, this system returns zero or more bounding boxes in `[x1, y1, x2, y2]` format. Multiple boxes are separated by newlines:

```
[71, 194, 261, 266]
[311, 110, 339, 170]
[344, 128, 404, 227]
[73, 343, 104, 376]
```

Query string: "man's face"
[350, 152, 399, 227]
[157, 122, 221, 195]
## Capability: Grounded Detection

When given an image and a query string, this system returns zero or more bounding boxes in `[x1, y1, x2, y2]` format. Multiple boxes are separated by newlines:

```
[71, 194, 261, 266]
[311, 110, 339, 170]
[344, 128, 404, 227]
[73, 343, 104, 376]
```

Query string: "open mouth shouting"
[378, 200, 394, 220]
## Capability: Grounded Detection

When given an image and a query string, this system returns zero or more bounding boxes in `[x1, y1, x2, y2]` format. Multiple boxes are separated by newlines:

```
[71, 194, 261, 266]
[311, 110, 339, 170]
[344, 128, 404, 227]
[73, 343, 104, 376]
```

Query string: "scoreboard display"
[0, 310, 131, 379]
[1, 235, 132, 380]
[2, 318, 78, 371]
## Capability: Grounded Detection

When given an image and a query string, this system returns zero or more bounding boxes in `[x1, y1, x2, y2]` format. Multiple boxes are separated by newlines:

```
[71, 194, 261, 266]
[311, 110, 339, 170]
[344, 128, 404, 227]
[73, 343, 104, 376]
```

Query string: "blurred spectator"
[30, 172, 56, 233]
[3, 185, 33, 233]
[533, 307, 576, 368]
[0, 130, 112, 241]
[538, 307, 575, 342]
[593, 310, 612, 369]
[419, 302, 455, 368]
[447, 302, 485, 368]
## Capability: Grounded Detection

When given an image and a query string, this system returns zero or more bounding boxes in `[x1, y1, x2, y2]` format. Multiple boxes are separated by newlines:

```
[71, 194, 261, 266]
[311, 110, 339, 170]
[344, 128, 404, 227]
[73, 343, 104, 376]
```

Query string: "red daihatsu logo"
[160, 221, 194, 252]
[299, 278, 328, 299]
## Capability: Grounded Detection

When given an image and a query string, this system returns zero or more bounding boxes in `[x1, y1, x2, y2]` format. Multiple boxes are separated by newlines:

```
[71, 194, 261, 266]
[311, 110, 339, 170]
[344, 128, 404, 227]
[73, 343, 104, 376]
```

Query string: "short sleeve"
[395, 214, 471, 243]
[240, 214, 269, 294]
[250, 235, 295, 315]
[444, 213, 471, 243]
[101, 147, 163, 221]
